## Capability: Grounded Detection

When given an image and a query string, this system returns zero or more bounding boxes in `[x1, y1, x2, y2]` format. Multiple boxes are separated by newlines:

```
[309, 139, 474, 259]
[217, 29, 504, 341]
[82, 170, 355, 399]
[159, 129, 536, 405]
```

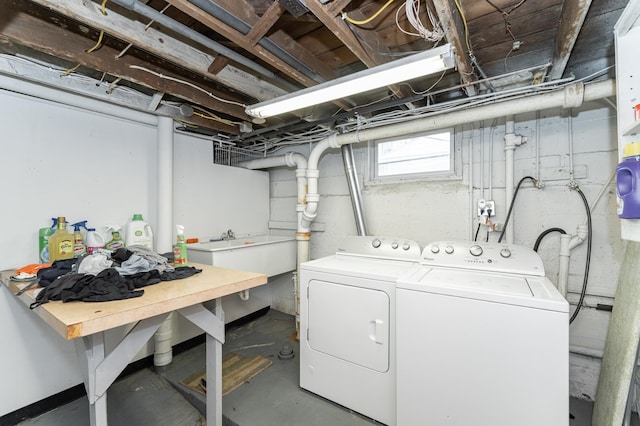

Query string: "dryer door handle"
[369, 319, 385, 344]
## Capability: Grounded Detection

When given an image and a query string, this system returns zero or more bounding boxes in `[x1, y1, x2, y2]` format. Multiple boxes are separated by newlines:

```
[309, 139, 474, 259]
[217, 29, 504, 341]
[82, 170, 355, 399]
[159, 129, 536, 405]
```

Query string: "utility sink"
[186, 235, 296, 277]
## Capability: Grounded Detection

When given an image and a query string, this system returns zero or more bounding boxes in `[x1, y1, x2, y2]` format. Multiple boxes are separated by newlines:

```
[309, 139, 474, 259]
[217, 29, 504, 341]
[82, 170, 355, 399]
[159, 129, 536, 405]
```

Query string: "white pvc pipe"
[504, 117, 516, 244]
[153, 313, 173, 368]
[557, 225, 587, 297]
[330, 81, 613, 147]
[239, 152, 309, 337]
[558, 234, 572, 296]
[157, 116, 174, 253]
[154, 116, 174, 368]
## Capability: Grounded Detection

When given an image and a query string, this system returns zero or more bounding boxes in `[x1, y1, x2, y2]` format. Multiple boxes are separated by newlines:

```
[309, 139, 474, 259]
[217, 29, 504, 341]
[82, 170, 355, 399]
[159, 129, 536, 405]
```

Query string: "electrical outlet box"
[477, 200, 496, 217]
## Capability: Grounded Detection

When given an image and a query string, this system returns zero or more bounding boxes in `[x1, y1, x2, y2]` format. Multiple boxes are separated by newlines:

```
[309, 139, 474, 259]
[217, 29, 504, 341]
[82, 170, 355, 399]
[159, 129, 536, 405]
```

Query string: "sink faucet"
[221, 229, 235, 240]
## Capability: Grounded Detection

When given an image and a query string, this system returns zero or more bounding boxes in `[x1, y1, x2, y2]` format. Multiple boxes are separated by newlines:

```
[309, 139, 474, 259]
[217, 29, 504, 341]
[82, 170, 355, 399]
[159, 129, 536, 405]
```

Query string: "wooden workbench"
[1, 263, 267, 426]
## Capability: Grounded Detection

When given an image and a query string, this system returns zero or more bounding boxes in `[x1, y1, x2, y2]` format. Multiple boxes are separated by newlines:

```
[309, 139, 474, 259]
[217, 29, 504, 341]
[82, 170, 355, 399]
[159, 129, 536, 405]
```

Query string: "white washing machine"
[300, 236, 422, 426]
[396, 240, 569, 426]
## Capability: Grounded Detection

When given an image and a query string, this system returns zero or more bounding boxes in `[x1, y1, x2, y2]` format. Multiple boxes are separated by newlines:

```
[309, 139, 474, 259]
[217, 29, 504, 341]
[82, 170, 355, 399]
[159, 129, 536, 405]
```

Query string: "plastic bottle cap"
[133, 214, 144, 221]
[624, 142, 640, 158]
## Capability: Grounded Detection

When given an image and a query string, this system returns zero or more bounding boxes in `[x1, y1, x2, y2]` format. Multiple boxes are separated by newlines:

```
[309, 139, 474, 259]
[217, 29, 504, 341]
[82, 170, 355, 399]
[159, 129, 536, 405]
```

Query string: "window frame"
[365, 128, 460, 185]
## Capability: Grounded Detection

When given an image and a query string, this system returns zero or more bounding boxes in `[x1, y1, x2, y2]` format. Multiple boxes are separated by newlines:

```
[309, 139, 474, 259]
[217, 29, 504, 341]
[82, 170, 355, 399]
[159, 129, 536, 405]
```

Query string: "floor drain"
[278, 344, 295, 360]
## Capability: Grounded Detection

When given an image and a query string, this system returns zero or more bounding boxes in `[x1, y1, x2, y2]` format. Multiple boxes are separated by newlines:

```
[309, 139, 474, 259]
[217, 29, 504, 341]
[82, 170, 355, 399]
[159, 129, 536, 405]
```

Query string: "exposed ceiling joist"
[0, 7, 240, 133]
[166, 0, 322, 88]
[548, 0, 594, 80]
[432, 0, 477, 96]
[25, 0, 286, 106]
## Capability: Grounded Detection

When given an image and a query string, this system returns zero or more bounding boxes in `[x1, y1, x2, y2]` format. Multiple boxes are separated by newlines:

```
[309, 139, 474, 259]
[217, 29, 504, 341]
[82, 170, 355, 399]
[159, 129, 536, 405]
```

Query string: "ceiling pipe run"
[299, 80, 614, 233]
[109, 0, 298, 92]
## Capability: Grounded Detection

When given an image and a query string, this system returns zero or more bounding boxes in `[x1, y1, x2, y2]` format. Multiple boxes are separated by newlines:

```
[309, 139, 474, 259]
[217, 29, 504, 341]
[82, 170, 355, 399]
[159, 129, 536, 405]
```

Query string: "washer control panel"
[420, 240, 545, 276]
[336, 236, 422, 261]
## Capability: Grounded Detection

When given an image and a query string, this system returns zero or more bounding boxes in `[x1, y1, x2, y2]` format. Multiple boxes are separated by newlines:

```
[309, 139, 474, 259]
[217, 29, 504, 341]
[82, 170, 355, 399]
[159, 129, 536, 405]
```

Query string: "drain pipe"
[109, 0, 297, 91]
[558, 225, 588, 296]
[239, 152, 308, 337]
[342, 144, 368, 236]
[504, 116, 527, 243]
[298, 80, 612, 244]
[154, 116, 174, 369]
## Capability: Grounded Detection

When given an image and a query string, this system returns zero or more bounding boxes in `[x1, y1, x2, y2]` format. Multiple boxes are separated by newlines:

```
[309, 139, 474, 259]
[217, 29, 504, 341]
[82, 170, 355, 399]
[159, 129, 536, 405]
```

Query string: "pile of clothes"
[31, 246, 201, 308]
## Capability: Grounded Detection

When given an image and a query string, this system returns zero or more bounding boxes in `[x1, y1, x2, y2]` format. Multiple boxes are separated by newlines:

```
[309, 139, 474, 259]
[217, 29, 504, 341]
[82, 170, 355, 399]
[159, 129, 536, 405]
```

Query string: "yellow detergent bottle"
[48, 217, 74, 262]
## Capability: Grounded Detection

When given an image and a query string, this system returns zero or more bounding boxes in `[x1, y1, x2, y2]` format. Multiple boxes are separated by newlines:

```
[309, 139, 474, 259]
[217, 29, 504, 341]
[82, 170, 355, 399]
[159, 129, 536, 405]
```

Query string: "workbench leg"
[206, 298, 223, 426]
[74, 333, 108, 426]
[177, 300, 225, 426]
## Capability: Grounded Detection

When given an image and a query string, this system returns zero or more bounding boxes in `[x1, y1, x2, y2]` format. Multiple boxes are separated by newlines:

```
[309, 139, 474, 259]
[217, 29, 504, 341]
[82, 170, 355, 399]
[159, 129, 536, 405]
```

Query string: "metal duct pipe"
[187, 0, 322, 84]
[341, 144, 368, 236]
[109, 0, 298, 92]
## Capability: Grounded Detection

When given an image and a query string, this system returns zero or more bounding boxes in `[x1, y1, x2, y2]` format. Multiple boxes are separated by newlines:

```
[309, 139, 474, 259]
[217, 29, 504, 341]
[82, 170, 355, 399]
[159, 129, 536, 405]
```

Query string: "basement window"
[369, 130, 454, 182]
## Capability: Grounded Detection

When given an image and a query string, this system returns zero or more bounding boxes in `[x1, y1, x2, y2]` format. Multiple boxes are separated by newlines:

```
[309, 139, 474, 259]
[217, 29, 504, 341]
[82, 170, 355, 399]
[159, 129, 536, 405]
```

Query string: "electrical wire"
[342, 0, 397, 26]
[569, 185, 592, 324]
[533, 227, 566, 252]
[85, 30, 105, 54]
[128, 65, 246, 107]
[452, 0, 472, 57]
[498, 176, 537, 243]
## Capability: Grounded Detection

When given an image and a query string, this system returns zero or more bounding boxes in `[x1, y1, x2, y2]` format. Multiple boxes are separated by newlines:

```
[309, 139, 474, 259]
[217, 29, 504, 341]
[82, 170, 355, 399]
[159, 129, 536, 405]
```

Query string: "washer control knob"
[430, 245, 440, 254]
[402, 242, 411, 251]
[392, 242, 399, 249]
[445, 245, 454, 254]
[469, 244, 483, 257]
[500, 248, 512, 258]
[372, 239, 382, 248]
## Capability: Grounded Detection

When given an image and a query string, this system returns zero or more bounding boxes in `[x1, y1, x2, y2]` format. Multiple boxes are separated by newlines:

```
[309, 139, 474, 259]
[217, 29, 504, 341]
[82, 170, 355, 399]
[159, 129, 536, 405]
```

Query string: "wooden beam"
[304, 1, 415, 101]
[25, 0, 286, 102]
[548, 0, 593, 80]
[166, 0, 327, 87]
[432, 0, 477, 96]
[0, 4, 241, 133]
[245, 1, 285, 46]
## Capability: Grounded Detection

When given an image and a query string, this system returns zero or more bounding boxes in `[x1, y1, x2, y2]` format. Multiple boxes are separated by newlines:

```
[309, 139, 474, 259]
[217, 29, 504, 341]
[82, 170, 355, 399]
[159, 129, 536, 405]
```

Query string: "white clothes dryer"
[300, 236, 422, 426]
[396, 241, 569, 426]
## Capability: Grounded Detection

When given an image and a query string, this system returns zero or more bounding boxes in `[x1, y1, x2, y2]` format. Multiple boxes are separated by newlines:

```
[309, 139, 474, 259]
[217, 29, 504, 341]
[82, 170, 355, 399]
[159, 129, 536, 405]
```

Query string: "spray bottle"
[71, 221, 88, 258]
[38, 217, 58, 263]
[173, 225, 188, 266]
[105, 225, 125, 251]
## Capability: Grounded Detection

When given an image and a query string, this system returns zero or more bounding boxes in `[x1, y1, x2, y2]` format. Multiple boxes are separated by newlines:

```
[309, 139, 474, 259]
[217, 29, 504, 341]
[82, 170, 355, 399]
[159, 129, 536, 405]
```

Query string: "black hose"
[533, 228, 567, 252]
[569, 186, 592, 324]
[498, 176, 537, 243]
[474, 222, 481, 242]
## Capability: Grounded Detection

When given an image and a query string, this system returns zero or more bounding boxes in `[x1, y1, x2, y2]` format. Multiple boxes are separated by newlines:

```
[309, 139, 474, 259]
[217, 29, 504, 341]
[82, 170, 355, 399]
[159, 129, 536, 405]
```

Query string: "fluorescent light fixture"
[245, 43, 454, 119]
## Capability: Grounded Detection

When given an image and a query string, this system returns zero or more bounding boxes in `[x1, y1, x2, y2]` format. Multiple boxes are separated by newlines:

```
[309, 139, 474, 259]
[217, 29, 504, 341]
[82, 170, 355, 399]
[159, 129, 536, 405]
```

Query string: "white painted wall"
[269, 100, 620, 400]
[0, 83, 273, 416]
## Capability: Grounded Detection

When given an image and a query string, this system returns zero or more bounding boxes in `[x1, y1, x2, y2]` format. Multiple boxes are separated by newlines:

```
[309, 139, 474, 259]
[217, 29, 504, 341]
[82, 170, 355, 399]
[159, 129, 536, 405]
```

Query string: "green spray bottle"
[71, 221, 88, 257]
[105, 225, 125, 251]
[38, 218, 58, 263]
[173, 225, 188, 266]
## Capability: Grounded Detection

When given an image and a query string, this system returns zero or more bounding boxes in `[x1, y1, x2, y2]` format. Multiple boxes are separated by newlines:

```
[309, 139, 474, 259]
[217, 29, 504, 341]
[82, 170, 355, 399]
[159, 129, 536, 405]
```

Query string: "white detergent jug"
[124, 214, 154, 250]
[86, 228, 106, 254]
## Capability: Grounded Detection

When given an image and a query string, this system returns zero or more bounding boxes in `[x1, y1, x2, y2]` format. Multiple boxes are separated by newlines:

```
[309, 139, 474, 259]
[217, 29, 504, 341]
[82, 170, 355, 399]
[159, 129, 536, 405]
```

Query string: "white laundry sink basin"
[187, 235, 296, 277]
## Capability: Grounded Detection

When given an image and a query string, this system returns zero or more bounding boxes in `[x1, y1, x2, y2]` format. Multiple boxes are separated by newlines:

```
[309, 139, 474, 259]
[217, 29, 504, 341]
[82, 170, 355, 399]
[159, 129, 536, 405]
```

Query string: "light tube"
[245, 44, 454, 119]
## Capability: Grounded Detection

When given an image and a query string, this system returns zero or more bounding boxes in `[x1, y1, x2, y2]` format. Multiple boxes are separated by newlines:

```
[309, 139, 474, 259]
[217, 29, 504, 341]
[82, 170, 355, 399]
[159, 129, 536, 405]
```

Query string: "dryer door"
[307, 280, 390, 372]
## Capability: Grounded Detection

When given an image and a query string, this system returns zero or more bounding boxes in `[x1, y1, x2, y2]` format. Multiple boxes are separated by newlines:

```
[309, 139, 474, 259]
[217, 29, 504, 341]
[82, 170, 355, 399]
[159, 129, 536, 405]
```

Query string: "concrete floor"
[16, 309, 635, 426]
